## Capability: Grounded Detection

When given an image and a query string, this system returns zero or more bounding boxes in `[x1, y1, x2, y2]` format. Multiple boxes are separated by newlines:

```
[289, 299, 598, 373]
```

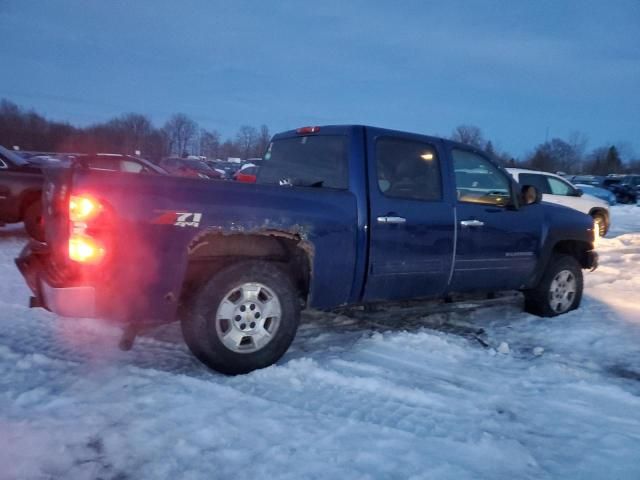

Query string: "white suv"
[507, 168, 610, 236]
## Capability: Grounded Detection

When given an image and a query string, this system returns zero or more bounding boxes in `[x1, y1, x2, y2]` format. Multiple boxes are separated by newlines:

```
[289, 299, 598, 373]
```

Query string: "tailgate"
[42, 165, 73, 263]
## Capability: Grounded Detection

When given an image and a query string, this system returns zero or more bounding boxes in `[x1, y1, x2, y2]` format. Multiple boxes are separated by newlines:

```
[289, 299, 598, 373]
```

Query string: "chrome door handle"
[377, 216, 407, 224]
[460, 219, 484, 227]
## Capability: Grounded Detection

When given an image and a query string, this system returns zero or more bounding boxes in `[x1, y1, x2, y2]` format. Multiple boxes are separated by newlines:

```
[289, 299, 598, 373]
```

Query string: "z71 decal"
[152, 211, 203, 228]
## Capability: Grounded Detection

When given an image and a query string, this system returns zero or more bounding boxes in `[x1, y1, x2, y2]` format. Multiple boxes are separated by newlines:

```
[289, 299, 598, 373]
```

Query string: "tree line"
[0, 99, 270, 161]
[1, 98, 638, 173]
[450, 124, 639, 175]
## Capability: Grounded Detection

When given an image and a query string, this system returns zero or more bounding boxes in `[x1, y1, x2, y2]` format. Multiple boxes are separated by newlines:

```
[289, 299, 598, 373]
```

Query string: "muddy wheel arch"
[181, 230, 314, 308]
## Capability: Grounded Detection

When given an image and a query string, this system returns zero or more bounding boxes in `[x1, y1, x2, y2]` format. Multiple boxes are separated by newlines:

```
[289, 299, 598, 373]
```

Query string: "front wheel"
[591, 212, 608, 237]
[524, 254, 583, 317]
[181, 261, 300, 375]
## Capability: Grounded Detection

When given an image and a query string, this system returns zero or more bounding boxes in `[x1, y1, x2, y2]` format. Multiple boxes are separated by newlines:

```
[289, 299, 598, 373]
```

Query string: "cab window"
[258, 135, 348, 189]
[375, 137, 442, 201]
[548, 177, 574, 195]
[452, 149, 511, 206]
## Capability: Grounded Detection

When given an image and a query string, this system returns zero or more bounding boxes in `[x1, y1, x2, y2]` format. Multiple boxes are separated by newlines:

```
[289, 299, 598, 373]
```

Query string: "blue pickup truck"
[16, 125, 598, 374]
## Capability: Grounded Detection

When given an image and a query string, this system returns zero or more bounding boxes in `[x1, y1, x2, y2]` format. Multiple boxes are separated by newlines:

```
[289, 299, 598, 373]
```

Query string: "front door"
[363, 131, 455, 302]
[448, 149, 541, 292]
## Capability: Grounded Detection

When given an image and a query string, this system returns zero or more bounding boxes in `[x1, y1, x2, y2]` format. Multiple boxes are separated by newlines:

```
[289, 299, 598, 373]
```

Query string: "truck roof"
[273, 125, 482, 153]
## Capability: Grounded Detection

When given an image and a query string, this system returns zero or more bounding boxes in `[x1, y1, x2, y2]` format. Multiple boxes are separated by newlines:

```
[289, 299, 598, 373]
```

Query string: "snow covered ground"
[1, 206, 639, 480]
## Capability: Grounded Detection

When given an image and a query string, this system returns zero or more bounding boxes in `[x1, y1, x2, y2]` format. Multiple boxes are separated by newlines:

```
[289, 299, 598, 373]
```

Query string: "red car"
[233, 165, 258, 183]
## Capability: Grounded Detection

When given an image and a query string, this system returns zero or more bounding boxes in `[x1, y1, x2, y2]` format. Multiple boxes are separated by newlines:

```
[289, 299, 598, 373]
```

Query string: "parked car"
[507, 168, 610, 236]
[0, 145, 45, 240]
[17, 152, 67, 167]
[73, 153, 168, 175]
[17, 125, 598, 375]
[571, 175, 637, 204]
[574, 184, 616, 206]
[233, 163, 258, 183]
[620, 174, 640, 196]
[210, 161, 242, 179]
[160, 157, 223, 179]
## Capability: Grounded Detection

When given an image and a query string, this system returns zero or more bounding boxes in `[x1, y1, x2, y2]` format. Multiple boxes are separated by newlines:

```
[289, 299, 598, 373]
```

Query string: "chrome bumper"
[15, 243, 97, 318]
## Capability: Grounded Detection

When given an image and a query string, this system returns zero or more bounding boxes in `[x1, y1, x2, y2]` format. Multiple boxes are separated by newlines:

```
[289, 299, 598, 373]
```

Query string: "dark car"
[605, 177, 637, 204]
[620, 174, 640, 196]
[159, 157, 223, 179]
[209, 161, 241, 178]
[0, 145, 45, 240]
[571, 175, 637, 204]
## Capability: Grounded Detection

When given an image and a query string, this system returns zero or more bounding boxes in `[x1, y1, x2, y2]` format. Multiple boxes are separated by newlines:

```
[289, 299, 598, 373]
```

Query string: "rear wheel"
[524, 254, 583, 317]
[181, 261, 300, 375]
[24, 200, 44, 242]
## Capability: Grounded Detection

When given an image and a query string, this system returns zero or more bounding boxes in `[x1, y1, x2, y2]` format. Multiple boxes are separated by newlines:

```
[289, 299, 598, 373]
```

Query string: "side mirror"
[575, 188, 583, 197]
[521, 185, 542, 205]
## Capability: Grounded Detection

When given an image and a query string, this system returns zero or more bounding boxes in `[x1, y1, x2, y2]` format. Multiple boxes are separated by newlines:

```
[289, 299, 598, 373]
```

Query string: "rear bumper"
[15, 243, 97, 318]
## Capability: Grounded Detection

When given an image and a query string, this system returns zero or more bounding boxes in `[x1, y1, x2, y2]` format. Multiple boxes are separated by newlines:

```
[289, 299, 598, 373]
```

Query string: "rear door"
[449, 149, 541, 292]
[363, 129, 455, 302]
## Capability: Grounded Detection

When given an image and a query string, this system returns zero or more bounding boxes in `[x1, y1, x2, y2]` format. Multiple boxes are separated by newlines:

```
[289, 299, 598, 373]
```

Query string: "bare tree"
[118, 113, 153, 153]
[235, 125, 259, 159]
[567, 131, 588, 173]
[525, 138, 578, 173]
[219, 139, 239, 160]
[163, 113, 198, 156]
[200, 129, 221, 159]
[451, 124, 484, 148]
[255, 124, 271, 157]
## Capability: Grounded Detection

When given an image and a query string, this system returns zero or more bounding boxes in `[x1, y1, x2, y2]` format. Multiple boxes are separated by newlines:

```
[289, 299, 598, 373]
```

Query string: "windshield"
[0, 145, 30, 166]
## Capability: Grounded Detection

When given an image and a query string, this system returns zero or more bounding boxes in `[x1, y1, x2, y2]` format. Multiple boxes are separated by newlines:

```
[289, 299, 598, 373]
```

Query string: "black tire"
[591, 212, 608, 237]
[181, 261, 300, 375]
[524, 254, 583, 317]
[24, 199, 45, 242]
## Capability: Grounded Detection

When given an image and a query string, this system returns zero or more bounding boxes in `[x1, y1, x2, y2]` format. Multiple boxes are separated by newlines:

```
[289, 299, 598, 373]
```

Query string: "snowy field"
[1, 206, 639, 480]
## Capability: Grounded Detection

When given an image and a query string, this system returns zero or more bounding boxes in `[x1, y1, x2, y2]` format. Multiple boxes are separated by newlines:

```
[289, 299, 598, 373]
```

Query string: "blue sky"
[1, 0, 639, 157]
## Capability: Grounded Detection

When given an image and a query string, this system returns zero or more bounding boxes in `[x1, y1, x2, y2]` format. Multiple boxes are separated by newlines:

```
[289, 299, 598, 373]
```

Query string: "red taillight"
[68, 194, 108, 264]
[296, 126, 320, 134]
[68, 234, 106, 263]
[70, 194, 102, 222]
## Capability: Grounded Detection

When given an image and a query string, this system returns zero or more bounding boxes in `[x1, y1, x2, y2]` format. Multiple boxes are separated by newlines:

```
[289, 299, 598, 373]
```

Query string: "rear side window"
[121, 160, 144, 173]
[86, 157, 119, 171]
[257, 135, 348, 189]
[452, 150, 511, 206]
[375, 137, 442, 201]
[519, 173, 551, 194]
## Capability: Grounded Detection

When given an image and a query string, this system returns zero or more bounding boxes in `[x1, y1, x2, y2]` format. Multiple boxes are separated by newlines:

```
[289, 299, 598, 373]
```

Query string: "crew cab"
[507, 168, 611, 237]
[16, 125, 598, 374]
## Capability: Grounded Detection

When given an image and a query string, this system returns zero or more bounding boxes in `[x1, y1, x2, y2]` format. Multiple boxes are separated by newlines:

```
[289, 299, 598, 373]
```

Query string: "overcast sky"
[1, 0, 639, 157]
